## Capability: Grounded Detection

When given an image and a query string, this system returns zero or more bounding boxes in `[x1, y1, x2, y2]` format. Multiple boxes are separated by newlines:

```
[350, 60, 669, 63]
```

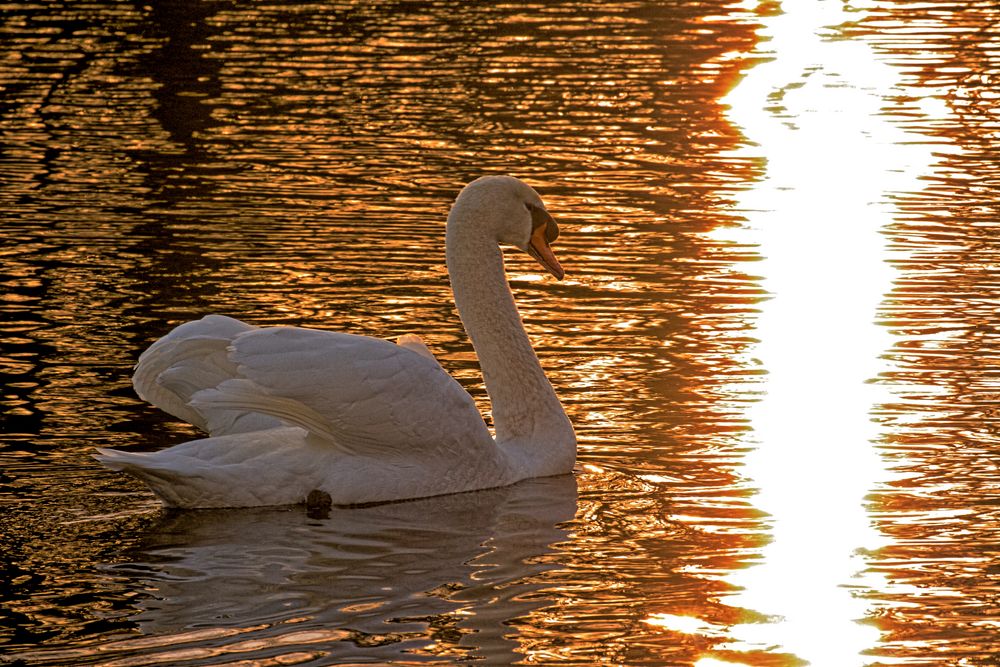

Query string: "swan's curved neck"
[446, 214, 574, 472]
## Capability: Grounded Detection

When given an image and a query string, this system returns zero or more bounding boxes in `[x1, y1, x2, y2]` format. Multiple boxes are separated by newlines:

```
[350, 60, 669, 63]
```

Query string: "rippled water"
[2, 1, 998, 665]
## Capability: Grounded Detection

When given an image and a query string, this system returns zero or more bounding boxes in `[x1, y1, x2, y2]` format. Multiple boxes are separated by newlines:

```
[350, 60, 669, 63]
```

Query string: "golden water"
[2, 1, 998, 665]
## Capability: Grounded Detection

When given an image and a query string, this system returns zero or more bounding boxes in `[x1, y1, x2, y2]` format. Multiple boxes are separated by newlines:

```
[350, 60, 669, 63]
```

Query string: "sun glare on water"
[654, 1, 940, 665]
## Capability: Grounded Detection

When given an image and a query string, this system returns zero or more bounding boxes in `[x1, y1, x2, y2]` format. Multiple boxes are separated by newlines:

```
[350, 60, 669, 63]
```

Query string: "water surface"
[2, 1, 999, 665]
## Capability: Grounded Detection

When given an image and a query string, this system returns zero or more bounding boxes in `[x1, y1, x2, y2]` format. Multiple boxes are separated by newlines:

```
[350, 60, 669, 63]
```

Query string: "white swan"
[95, 175, 576, 508]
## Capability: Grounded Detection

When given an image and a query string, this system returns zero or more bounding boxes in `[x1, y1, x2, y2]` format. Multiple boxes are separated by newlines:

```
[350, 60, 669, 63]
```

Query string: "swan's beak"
[527, 206, 565, 280]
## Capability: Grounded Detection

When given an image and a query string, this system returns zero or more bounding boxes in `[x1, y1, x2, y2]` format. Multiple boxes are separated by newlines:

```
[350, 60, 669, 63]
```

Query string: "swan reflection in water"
[100, 475, 577, 665]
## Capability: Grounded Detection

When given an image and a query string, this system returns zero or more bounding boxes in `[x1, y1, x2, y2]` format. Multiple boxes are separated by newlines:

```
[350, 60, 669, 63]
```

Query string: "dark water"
[1, 1, 998, 665]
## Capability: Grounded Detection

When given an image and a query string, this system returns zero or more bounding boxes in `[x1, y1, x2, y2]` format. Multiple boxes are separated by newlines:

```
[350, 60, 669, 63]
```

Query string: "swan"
[94, 175, 577, 508]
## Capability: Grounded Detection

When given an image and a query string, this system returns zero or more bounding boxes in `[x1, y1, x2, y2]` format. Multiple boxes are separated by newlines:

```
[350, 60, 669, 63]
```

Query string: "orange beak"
[526, 205, 564, 280]
[527, 223, 564, 280]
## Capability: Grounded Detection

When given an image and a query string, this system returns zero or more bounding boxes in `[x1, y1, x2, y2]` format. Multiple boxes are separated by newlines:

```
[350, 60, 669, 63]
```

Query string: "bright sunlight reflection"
[698, 1, 937, 665]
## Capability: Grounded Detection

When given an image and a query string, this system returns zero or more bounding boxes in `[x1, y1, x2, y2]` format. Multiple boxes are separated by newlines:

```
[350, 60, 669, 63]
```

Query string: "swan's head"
[450, 175, 564, 280]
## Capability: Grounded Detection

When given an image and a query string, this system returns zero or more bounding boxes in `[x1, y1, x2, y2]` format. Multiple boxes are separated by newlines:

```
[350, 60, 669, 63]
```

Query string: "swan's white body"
[95, 176, 576, 508]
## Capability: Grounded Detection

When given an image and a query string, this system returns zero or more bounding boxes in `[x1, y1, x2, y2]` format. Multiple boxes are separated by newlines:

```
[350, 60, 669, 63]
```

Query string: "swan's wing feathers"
[224, 327, 491, 458]
[132, 315, 258, 430]
[189, 379, 331, 441]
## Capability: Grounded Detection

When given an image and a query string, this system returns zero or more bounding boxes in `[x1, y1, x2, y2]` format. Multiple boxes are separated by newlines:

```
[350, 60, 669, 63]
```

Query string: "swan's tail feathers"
[94, 446, 214, 507]
[93, 427, 314, 508]
[189, 379, 347, 452]
[93, 447, 134, 471]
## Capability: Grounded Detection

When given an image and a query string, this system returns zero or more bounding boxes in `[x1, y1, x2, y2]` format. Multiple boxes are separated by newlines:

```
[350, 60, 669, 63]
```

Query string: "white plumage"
[95, 175, 576, 507]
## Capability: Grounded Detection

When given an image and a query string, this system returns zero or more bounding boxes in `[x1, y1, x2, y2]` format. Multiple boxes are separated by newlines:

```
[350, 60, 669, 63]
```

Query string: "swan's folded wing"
[132, 314, 282, 435]
[132, 315, 253, 428]
[200, 326, 493, 458]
